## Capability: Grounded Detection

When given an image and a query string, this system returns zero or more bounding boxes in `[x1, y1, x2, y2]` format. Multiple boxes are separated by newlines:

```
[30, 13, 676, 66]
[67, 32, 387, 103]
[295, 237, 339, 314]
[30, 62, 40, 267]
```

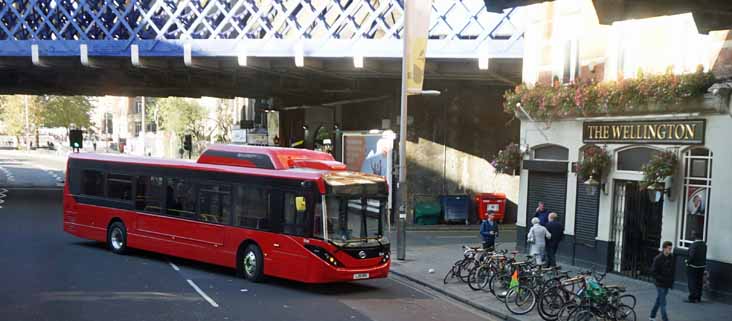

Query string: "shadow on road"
[71, 240, 396, 299]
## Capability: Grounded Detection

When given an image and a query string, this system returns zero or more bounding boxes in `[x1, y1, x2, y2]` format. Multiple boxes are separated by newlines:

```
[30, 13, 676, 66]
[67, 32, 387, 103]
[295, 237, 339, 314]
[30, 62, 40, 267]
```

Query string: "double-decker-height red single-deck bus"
[63, 145, 390, 283]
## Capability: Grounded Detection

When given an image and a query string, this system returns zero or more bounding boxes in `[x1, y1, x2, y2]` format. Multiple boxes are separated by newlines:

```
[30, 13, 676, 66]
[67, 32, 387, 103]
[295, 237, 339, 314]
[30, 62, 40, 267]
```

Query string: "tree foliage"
[0, 95, 46, 137]
[154, 97, 207, 139]
[44, 96, 93, 130]
[1, 95, 92, 137]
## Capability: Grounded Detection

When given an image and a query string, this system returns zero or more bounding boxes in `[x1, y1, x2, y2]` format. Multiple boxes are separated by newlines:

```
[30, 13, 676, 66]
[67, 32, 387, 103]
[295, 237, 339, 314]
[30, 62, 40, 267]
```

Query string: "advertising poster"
[342, 131, 395, 219]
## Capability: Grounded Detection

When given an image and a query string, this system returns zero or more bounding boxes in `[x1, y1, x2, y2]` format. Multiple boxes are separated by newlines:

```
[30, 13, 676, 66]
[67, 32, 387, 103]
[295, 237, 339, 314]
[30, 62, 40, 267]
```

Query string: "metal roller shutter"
[526, 171, 568, 226]
[575, 180, 599, 245]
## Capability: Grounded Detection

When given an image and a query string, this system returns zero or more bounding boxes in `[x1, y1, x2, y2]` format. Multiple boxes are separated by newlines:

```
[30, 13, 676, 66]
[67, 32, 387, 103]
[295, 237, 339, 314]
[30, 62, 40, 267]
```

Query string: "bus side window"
[107, 174, 132, 201]
[198, 184, 231, 224]
[135, 176, 163, 213]
[283, 193, 308, 236]
[165, 178, 196, 219]
[81, 170, 104, 197]
[234, 185, 270, 230]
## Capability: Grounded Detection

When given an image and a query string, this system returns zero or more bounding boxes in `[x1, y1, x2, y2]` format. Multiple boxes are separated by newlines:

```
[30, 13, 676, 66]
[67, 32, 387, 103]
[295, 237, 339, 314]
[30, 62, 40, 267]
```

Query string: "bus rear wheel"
[107, 221, 128, 254]
[239, 244, 264, 282]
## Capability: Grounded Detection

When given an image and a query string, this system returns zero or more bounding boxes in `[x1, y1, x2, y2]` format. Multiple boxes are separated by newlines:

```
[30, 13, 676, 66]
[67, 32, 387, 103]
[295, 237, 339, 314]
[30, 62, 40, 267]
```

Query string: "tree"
[0, 95, 46, 146]
[154, 97, 207, 140]
[211, 99, 233, 143]
[44, 96, 93, 132]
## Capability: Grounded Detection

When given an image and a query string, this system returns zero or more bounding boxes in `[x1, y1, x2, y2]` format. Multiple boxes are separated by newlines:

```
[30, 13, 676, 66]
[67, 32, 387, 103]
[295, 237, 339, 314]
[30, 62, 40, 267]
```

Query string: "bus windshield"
[321, 196, 387, 247]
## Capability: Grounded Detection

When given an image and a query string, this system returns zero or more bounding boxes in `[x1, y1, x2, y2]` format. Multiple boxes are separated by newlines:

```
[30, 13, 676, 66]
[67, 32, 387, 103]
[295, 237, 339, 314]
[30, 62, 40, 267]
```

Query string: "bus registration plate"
[353, 273, 370, 280]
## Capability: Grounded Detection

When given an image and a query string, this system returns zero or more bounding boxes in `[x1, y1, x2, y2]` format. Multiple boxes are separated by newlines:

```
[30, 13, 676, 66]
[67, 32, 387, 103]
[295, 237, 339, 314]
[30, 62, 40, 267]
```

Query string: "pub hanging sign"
[583, 120, 705, 145]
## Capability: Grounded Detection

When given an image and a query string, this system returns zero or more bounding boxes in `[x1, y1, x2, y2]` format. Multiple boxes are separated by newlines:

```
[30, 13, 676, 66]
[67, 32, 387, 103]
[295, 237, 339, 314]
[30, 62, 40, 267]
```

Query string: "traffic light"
[183, 134, 192, 151]
[69, 129, 83, 150]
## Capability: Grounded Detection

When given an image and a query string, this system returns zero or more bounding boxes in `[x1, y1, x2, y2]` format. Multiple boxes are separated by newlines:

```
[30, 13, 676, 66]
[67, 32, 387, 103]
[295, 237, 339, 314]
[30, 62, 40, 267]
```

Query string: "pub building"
[515, 108, 732, 300]
[510, 1, 732, 301]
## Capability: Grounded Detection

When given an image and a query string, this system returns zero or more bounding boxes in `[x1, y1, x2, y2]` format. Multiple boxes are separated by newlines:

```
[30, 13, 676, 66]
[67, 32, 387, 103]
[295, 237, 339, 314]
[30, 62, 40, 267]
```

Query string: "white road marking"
[0, 188, 7, 209]
[186, 279, 219, 308]
[169, 262, 180, 271]
[0, 166, 15, 183]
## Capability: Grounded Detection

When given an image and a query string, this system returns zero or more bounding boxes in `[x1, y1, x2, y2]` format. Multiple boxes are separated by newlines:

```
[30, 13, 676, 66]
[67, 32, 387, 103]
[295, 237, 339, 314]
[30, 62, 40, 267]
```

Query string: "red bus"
[63, 145, 390, 283]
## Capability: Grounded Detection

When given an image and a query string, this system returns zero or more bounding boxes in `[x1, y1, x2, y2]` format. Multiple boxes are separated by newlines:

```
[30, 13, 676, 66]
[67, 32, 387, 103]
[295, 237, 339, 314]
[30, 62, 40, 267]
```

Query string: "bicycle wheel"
[613, 304, 636, 321]
[556, 302, 577, 321]
[538, 287, 567, 321]
[504, 285, 537, 315]
[459, 258, 478, 283]
[467, 265, 491, 291]
[488, 273, 510, 302]
[572, 308, 599, 321]
[443, 260, 462, 284]
[618, 294, 636, 309]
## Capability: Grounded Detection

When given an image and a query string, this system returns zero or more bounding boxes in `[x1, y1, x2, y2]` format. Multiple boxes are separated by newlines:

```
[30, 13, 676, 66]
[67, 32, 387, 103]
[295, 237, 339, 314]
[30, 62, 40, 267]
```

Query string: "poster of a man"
[686, 188, 706, 216]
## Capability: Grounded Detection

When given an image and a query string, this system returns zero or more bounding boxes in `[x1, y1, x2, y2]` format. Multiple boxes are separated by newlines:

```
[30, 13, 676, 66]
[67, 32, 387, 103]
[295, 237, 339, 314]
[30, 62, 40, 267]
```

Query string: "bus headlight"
[305, 244, 341, 267]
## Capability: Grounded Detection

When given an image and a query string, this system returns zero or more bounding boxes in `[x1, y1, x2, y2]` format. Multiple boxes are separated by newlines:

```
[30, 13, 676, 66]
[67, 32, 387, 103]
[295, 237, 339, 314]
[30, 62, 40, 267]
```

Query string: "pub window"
[135, 176, 163, 213]
[107, 173, 133, 200]
[678, 147, 712, 248]
[617, 147, 659, 171]
[234, 185, 270, 230]
[533, 144, 569, 160]
[165, 178, 197, 219]
[198, 184, 231, 224]
[283, 193, 309, 236]
[81, 170, 105, 197]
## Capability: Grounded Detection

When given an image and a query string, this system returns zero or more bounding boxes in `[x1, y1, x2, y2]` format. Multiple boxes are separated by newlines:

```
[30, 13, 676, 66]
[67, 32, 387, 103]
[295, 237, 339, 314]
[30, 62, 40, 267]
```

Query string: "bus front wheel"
[107, 221, 128, 254]
[239, 244, 264, 282]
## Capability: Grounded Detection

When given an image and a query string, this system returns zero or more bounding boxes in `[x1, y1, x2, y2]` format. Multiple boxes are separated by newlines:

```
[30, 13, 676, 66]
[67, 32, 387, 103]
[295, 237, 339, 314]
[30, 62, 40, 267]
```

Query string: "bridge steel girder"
[0, 0, 524, 98]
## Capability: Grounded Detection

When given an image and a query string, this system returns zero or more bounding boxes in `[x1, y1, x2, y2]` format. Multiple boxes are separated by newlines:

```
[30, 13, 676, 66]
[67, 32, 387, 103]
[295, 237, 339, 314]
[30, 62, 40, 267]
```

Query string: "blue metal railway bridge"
[0, 0, 524, 101]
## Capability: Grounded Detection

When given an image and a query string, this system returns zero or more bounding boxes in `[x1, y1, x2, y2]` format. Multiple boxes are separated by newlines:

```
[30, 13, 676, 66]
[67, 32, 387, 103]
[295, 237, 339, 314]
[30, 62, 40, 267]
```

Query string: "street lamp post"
[396, 0, 440, 261]
[24, 95, 30, 150]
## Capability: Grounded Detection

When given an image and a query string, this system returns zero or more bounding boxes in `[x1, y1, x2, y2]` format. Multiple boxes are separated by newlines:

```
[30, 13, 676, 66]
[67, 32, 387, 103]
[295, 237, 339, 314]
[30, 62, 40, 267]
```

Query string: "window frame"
[677, 147, 712, 249]
[196, 181, 233, 225]
[615, 146, 663, 173]
[80, 169, 107, 198]
[134, 175, 164, 214]
[106, 172, 134, 203]
[233, 184, 273, 231]
[163, 177, 198, 220]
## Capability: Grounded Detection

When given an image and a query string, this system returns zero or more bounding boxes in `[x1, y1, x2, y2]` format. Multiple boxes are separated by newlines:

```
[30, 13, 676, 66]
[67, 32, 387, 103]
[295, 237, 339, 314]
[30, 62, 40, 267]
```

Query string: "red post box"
[475, 193, 507, 223]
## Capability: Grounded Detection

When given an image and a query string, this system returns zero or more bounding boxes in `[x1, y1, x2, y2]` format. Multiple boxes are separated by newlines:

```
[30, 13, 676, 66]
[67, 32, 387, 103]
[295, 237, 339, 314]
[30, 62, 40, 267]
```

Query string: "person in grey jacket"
[527, 217, 551, 265]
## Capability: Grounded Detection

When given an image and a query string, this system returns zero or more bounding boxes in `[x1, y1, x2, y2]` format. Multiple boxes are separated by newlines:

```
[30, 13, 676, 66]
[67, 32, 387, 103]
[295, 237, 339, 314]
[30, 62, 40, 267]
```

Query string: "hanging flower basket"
[575, 146, 611, 180]
[641, 151, 678, 190]
[491, 143, 523, 175]
[503, 66, 715, 122]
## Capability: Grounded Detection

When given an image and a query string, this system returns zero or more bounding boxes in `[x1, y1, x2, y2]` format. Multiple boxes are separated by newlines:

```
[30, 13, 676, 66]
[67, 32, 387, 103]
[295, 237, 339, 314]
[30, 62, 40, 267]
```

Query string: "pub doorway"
[611, 180, 663, 281]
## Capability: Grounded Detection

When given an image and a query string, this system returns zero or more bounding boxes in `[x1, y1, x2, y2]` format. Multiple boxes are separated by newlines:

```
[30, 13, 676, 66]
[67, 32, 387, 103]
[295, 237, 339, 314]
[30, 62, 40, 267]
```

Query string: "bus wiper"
[341, 236, 384, 247]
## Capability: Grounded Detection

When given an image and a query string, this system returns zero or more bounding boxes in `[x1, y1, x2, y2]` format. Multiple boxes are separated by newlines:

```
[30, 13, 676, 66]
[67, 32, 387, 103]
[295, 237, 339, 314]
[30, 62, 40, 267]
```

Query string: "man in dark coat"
[685, 231, 707, 303]
[534, 201, 550, 226]
[545, 212, 564, 267]
[479, 211, 499, 250]
[650, 241, 674, 321]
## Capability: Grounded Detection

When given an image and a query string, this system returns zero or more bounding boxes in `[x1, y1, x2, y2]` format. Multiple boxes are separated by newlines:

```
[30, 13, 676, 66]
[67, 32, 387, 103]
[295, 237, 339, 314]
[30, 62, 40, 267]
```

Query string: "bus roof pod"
[197, 144, 347, 171]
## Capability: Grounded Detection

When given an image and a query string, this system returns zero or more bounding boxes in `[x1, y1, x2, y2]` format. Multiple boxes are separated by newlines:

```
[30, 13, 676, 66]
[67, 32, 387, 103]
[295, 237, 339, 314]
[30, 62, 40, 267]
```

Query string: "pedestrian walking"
[545, 212, 564, 267]
[93, 141, 97, 151]
[527, 217, 551, 265]
[685, 231, 707, 303]
[480, 211, 499, 250]
[534, 201, 550, 226]
[650, 241, 675, 321]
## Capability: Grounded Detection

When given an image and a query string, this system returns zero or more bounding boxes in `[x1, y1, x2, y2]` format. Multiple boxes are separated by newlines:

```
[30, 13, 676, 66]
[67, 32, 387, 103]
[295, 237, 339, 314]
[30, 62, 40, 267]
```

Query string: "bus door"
[267, 191, 310, 279]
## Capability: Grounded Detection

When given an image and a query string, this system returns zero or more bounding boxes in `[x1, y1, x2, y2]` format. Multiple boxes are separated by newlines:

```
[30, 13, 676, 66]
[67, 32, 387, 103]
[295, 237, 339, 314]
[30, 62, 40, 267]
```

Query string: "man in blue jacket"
[534, 201, 550, 226]
[480, 211, 499, 250]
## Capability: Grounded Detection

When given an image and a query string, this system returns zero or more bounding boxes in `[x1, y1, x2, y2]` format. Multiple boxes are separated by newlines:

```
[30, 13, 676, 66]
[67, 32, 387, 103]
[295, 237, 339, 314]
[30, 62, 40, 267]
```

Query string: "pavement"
[0, 150, 498, 321]
[389, 228, 732, 321]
